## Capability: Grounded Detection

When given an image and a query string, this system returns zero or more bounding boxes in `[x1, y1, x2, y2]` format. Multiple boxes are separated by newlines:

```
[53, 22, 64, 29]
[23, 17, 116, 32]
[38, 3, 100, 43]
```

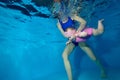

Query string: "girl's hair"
[52, 0, 67, 18]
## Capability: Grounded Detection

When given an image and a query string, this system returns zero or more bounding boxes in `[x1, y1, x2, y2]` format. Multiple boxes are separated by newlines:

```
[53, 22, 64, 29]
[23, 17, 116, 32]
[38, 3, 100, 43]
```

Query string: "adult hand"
[66, 40, 72, 45]
[75, 31, 87, 37]
[79, 31, 87, 37]
[66, 35, 75, 45]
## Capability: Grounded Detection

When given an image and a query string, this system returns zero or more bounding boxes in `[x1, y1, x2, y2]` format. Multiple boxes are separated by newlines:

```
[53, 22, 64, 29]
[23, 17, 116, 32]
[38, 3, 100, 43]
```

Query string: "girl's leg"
[93, 19, 104, 36]
[78, 42, 106, 78]
[62, 43, 75, 80]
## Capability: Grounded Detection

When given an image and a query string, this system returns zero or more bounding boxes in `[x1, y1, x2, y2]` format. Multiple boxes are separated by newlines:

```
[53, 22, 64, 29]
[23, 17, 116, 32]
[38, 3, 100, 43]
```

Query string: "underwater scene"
[0, 0, 120, 80]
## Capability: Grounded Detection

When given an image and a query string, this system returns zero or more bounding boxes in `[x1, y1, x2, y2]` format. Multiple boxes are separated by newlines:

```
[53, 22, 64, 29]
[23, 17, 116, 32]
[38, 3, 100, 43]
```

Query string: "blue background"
[0, 0, 120, 80]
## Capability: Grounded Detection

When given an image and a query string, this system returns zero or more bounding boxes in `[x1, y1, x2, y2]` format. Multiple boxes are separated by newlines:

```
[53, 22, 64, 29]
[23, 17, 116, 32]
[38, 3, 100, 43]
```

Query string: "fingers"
[66, 41, 70, 45]
[79, 31, 87, 37]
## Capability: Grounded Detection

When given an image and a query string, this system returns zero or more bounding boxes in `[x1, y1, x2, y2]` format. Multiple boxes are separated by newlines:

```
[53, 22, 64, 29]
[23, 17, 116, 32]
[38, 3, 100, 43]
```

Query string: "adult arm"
[72, 14, 86, 32]
[57, 20, 67, 38]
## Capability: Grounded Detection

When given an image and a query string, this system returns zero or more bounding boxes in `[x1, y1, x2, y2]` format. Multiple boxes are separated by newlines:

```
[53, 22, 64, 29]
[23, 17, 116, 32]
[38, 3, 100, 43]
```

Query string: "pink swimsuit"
[64, 28, 93, 42]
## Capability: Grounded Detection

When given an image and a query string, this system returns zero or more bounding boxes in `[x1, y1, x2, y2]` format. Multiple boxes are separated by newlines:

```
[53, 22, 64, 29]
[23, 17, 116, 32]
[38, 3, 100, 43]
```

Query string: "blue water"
[0, 0, 120, 80]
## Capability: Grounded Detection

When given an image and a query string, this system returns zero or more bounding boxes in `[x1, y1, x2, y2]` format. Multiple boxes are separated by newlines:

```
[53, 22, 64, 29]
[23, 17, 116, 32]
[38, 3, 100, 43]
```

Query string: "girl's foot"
[98, 19, 104, 23]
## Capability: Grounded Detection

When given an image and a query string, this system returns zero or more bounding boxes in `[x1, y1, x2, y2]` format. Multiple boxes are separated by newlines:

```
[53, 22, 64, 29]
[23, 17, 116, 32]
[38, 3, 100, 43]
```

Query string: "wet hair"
[52, 0, 82, 19]
[52, 1, 67, 18]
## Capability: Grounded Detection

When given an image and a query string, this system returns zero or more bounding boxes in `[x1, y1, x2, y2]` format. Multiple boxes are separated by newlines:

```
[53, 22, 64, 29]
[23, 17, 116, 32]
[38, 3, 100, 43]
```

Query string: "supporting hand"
[66, 35, 76, 45]
[66, 40, 72, 45]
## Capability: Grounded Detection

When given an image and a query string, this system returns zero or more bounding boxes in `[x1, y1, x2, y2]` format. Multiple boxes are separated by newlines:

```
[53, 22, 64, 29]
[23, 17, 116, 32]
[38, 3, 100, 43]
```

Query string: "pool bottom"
[35, 69, 120, 80]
